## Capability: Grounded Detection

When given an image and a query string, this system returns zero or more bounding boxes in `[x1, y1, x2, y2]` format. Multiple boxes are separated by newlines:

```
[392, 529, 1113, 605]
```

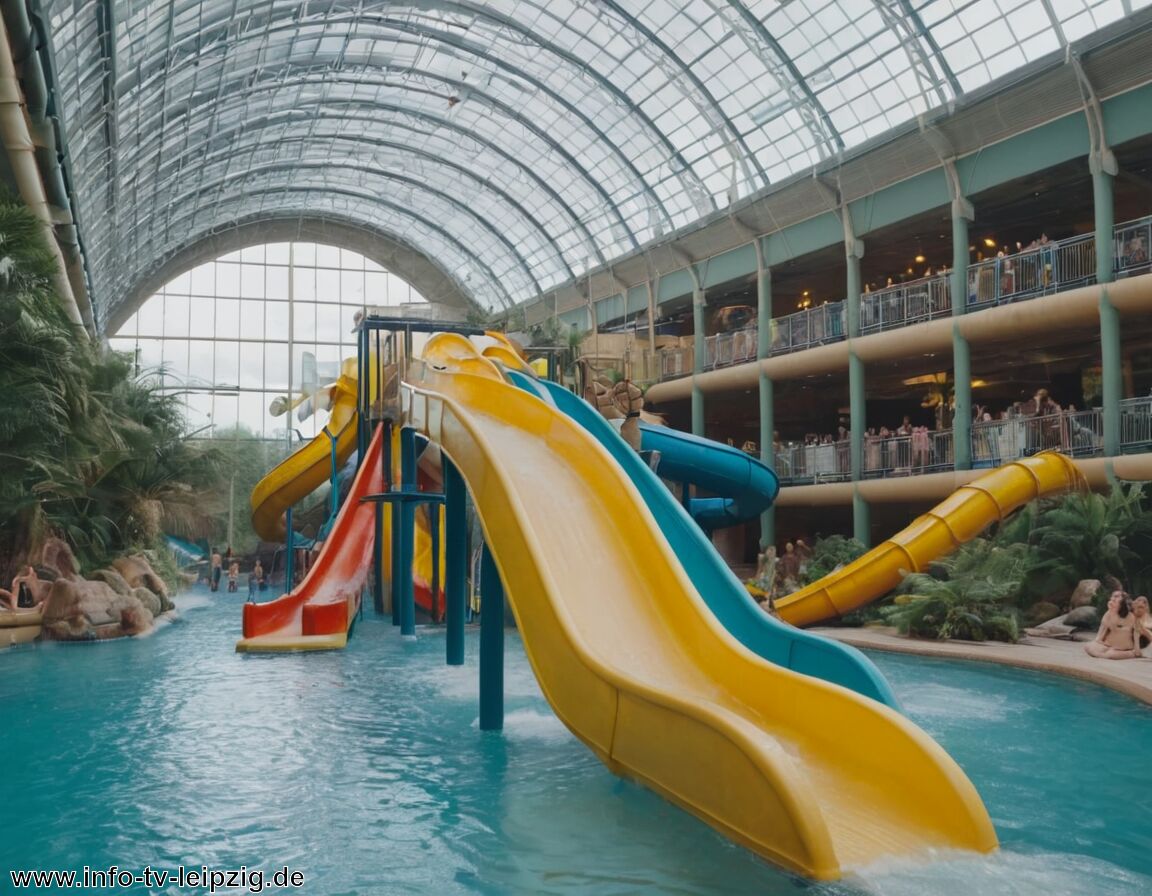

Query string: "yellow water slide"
[403, 334, 996, 880]
[776, 453, 1085, 628]
[251, 357, 362, 542]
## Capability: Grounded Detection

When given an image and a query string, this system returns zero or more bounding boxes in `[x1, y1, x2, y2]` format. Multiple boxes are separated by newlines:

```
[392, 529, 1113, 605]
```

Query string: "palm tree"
[0, 193, 229, 578]
[1024, 485, 1152, 601]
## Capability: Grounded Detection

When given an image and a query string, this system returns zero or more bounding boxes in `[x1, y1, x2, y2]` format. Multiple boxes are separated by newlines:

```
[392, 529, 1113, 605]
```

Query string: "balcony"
[655, 214, 1152, 381]
[771, 398, 1152, 487]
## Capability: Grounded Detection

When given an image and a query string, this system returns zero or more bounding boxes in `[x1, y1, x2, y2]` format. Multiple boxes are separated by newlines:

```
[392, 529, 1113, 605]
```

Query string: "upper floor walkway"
[655, 214, 1151, 381]
[774, 397, 1152, 487]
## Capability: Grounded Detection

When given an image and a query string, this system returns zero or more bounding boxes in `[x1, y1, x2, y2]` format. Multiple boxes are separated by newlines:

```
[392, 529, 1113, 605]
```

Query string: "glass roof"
[40, 0, 1148, 325]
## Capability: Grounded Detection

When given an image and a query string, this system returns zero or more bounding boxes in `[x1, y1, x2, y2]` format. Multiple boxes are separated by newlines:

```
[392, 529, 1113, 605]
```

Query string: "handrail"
[770, 400, 1152, 486]
[652, 213, 1152, 382]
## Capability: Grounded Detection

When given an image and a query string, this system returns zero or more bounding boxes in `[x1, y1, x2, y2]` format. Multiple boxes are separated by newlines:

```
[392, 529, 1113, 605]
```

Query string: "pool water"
[2, 588, 1150, 895]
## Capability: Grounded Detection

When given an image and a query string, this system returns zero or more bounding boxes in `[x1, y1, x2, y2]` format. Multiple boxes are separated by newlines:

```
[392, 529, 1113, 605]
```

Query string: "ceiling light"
[914, 254, 926, 263]
[983, 237, 997, 248]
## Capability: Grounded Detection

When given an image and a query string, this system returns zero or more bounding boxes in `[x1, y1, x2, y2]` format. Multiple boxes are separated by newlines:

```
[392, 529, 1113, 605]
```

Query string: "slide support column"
[479, 544, 504, 731]
[444, 458, 467, 666]
[397, 427, 417, 637]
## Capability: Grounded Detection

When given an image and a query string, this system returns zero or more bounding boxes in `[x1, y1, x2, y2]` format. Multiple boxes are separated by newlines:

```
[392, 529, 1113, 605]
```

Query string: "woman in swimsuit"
[1132, 596, 1150, 652]
[1085, 591, 1142, 659]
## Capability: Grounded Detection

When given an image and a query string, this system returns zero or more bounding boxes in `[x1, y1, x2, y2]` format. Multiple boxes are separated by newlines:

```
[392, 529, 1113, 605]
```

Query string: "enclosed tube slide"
[776, 451, 1085, 627]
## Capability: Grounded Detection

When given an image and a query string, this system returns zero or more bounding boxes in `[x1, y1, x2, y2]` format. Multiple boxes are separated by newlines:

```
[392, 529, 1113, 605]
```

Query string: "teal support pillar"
[691, 277, 706, 437]
[1092, 156, 1116, 285]
[951, 200, 974, 471]
[755, 242, 775, 549]
[397, 428, 417, 637]
[479, 545, 504, 731]
[1101, 289, 1122, 456]
[284, 507, 294, 595]
[846, 234, 869, 547]
[444, 457, 467, 666]
[1092, 153, 1121, 455]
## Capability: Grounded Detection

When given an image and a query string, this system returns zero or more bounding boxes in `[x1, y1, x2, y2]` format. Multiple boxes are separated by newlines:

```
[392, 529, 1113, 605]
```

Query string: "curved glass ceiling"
[40, 0, 1148, 325]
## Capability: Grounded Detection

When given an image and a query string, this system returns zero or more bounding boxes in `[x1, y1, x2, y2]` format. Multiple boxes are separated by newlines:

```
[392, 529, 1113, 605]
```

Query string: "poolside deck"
[813, 626, 1152, 707]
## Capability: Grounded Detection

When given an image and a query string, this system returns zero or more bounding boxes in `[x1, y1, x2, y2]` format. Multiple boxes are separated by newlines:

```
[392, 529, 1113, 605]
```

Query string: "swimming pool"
[2, 590, 1149, 895]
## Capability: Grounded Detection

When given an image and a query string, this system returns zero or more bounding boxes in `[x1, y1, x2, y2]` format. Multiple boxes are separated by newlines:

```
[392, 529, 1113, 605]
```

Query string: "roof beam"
[168, 159, 545, 298]
[107, 212, 477, 333]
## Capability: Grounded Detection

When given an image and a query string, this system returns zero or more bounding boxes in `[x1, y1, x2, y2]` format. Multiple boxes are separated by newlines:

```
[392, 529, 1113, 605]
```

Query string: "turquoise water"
[1, 589, 1150, 895]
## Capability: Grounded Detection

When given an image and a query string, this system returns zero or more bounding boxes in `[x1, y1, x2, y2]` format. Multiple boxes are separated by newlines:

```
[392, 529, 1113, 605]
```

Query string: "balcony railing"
[861, 276, 951, 335]
[654, 214, 1152, 381]
[771, 400, 1152, 486]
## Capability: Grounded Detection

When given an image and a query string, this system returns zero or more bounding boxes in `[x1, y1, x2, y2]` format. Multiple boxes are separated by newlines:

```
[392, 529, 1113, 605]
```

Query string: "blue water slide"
[505, 371, 898, 709]
[638, 423, 779, 529]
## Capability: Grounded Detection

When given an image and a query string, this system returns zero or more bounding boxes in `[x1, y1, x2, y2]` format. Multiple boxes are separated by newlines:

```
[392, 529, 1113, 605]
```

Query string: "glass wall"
[109, 243, 428, 442]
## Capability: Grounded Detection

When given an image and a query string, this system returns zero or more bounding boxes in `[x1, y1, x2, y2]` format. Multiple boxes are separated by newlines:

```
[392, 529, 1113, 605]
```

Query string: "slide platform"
[406, 334, 996, 880]
[776, 452, 1085, 627]
[236, 423, 385, 653]
[506, 369, 896, 708]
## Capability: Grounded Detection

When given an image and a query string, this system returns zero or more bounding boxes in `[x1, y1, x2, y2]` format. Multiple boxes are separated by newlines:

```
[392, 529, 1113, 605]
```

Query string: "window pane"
[293, 267, 316, 301]
[216, 263, 241, 298]
[241, 264, 265, 298]
[266, 265, 290, 299]
[265, 302, 289, 340]
[238, 343, 264, 389]
[164, 295, 190, 337]
[292, 301, 316, 340]
[238, 299, 265, 337]
[189, 298, 215, 338]
[215, 298, 240, 338]
[264, 343, 289, 391]
[214, 341, 240, 389]
[340, 269, 365, 302]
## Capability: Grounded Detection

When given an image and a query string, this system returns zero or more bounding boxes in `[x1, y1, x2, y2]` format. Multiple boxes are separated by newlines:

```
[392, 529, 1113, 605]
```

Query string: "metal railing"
[773, 403, 1152, 485]
[1116, 218, 1152, 278]
[861, 276, 951, 334]
[653, 213, 1152, 382]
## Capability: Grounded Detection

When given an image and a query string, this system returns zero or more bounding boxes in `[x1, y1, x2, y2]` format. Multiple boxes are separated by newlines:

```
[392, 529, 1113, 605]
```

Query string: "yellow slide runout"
[776, 452, 1085, 627]
[404, 333, 996, 880]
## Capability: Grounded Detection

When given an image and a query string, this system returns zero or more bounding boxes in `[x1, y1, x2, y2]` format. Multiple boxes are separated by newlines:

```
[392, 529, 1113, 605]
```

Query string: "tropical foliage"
[873, 483, 1152, 641]
[0, 194, 228, 580]
[799, 534, 867, 587]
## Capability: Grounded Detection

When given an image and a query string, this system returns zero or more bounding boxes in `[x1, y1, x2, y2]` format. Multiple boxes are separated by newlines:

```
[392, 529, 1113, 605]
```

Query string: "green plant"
[1023, 485, 1152, 600]
[882, 571, 1021, 642]
[799, 534, 867, 587]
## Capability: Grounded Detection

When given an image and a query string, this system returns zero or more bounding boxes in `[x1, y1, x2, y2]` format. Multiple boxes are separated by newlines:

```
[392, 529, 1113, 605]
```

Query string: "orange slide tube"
[776, 451, 1085, 627]
[237, 423, 386, 652]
